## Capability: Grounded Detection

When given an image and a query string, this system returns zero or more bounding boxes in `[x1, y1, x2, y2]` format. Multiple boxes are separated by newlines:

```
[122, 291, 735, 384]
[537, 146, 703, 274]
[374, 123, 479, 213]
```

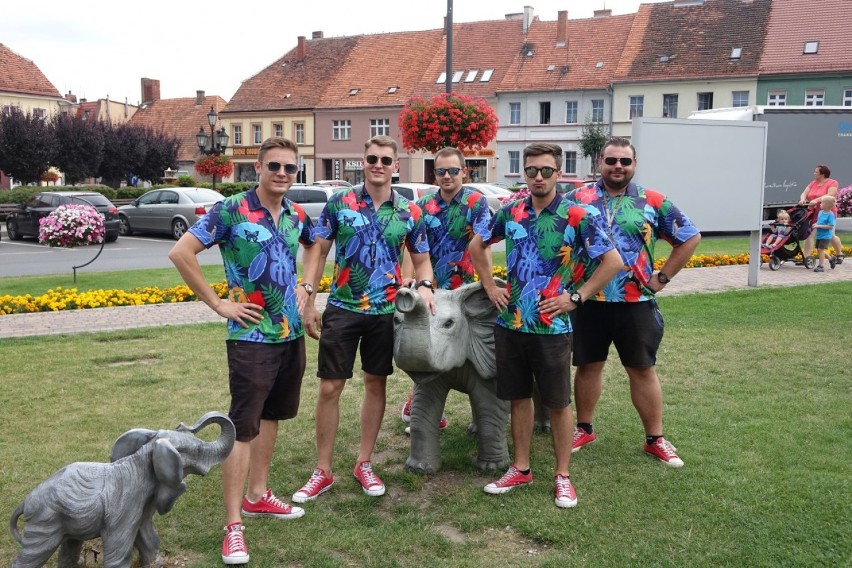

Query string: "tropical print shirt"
[568, 180, 700, 302]
[189, 187, 314, 343]
[417, 187, 492, 290]
[314, 185, 429, 315]
[486, 193, 614, 335]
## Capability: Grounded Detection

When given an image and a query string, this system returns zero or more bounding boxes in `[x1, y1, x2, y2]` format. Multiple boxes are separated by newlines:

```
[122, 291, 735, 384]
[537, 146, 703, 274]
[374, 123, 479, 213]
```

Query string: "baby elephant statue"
[9, 411, 235, 568]
[394, 280, 510, 474]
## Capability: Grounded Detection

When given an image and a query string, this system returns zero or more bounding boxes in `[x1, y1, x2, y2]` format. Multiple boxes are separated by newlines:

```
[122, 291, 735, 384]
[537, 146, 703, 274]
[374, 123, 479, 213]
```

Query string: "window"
[370, 118, 390, 137]
[803, 41, 819, 54]
[2, 105, 15, 116]
[591, 100, 604, 123]
[32, 108, 47, 121]
[480, 69, 494, 82]
[563, 151, 577, 175]
[294, 123, 305, 144]
[730, 47, 742, 60]
[332, 120, 351, 140]
[732, 91, 749, 107]
[662, 94, 678, 118]
[843, 89, 852, 107]
[273, 123, 283, 137]
[232, 125, 242, 146]
[805, 89, 825, 106]
[629, 96, 644, 119]
[508, 151, 520, 174]
[565, 101, 578, 124]
[452, 71, 464, 83]
[252, 124, 262, 145]
[539, 102, 551, 125]
[436, 72, 446, 84]
[697, 92, 714, 111]
[509, 102, 521, 125]
[465, 70, 478, 82]
[767, 90, 787, 106]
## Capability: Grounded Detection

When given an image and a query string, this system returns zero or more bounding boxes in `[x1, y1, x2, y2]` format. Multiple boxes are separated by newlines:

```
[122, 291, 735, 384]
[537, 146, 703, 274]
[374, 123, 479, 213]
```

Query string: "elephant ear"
[152, 438, 187, 515]
[110, 429, 158, 462]
[459, 279, 505, 380]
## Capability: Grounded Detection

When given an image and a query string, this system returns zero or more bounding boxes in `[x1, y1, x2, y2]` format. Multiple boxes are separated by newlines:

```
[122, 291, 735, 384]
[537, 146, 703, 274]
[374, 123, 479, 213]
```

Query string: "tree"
[52, 113, 105, 185]
[0, 108, 56, 184]
[398, 92, 498, 154]
[136, 127, 180, 184]
[579, 120, 609, 176]
[98, 123, 148, 188]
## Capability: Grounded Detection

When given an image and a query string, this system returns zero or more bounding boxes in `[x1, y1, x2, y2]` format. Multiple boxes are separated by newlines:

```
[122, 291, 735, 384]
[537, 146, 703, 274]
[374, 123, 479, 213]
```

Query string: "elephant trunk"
[394, 287, 436, 374]
[176, 412, 235, 476]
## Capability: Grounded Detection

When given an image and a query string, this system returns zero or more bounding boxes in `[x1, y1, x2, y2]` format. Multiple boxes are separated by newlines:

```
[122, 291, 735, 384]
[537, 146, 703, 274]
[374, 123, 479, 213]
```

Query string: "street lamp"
[195, 105, 229, 191]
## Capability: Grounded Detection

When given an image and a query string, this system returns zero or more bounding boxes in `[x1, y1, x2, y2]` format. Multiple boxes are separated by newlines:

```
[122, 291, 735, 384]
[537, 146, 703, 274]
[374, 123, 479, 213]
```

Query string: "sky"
[4, 0, 668, 104]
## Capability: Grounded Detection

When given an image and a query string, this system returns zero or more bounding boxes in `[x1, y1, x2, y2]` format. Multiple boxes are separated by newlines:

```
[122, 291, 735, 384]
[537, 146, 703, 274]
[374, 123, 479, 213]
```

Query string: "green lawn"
[1, 283, 850, 567]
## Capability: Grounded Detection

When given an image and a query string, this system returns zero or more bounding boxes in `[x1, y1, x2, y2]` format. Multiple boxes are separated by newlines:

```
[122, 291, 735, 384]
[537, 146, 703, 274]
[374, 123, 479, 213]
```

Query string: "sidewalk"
[0, 262, 849, 339]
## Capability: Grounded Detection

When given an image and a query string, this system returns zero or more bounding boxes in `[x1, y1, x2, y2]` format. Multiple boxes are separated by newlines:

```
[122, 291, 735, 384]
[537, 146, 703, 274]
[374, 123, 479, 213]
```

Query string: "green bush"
[0, 185, 118, 203]
[177, 175, 196, 187]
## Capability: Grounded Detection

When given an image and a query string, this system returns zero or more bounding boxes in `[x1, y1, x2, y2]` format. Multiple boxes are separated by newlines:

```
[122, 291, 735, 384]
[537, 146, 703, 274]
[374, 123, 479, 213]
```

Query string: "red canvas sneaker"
[483, 465, 533, 495]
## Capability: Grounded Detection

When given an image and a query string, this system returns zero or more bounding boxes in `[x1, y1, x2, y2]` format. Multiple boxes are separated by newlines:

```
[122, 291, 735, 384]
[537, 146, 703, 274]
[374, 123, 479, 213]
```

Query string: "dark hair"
[601, 137, 637, 159]
[258, 137, 298, 163]
[816, 164, 831, 177]
[523, 143, 563, 169]
[365, 135, 398, 156]
[434, 146, 465, 166]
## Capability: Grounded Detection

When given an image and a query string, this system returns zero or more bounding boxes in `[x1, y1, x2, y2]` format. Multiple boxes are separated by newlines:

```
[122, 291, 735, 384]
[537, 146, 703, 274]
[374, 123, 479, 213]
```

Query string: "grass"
[1, 283, 850, 566]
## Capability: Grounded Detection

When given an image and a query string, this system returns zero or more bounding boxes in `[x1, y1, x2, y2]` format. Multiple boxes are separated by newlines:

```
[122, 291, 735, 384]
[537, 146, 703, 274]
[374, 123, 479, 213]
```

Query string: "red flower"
[409, 203, 422, 222]
[624, 282, 642, 301]
[399, 92, 498, 154]
[574, 186, 598, 205]
[195, 154, 233, 178]
[247, 290, 266, 307]
[567, 205, 588, 227]
[425, 198, 441, 215]
[644, 190, 664, 209]
[510, 201, 529, 223]
[337, 267, 351, 288]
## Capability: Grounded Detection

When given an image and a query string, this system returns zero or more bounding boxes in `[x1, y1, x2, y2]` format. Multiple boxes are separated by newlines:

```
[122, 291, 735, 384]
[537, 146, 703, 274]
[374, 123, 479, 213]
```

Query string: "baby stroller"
[761, 204, 823, 271]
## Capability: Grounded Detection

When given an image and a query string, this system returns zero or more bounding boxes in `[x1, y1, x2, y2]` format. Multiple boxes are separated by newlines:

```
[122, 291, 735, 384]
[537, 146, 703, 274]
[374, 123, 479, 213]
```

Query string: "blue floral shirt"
[189, 187, 314, 343]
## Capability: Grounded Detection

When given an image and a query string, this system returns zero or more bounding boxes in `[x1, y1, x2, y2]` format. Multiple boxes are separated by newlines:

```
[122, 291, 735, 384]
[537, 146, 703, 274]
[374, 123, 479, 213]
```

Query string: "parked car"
[462, 183, 514, 212]
[315, 179, 353, 189]
[5, 191, 120, 242]
[287, 185, 337, 221]
[118, 187, 224, 240]
[391, 183, 439, 201]
[556, 178, 596, 193]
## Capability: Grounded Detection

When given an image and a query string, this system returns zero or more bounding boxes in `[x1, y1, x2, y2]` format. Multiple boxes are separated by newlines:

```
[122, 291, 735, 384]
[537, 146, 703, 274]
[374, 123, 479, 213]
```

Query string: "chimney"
[593, 9, 612, 17]
[65, 91, 77, 104]
[523, 5, 534, 34]
[297, 36, 306, 61]
[140, 78, 160, 106]
[312, 30, 323, 39]
[557, 10, 568, 46]
[196, 90, 205, 105]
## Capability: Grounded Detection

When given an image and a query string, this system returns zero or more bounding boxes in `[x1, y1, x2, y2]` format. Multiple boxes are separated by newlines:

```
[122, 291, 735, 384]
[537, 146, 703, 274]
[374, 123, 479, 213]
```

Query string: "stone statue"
[9, 411, 235, 568]
[394, 281, 510, 474]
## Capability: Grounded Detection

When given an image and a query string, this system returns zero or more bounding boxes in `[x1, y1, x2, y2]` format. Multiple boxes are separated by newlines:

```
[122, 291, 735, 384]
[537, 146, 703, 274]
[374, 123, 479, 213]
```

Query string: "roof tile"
[0, 43, 62, 98]
[129, 96, 227, 162]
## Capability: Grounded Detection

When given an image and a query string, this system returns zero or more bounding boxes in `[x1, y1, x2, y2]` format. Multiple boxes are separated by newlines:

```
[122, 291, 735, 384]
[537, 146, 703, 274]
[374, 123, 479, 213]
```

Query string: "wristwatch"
[569, 291, 583, 305]
[417, 279, 434, 290]
[300, 282, 314, 295]
[657, 272, 670, 285]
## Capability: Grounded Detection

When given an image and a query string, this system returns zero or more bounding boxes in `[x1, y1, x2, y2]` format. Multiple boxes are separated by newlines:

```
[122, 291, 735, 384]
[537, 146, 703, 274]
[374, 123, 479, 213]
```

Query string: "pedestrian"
[566, 136, 701, 467]
[294, 135, 435, 502]
[799, 164, 843, 264]
[469, 142, 622, 508]
[168, 136, 314, 565]
[398, 146, 493, 430]
[813, 195, 837, 272]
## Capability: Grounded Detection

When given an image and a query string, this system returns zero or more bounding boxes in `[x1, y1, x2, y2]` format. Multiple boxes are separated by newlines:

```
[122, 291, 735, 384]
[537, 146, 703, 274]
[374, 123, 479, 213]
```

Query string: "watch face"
[419, 280, 434, 290]
[657, 272, 670, 284]
[570, 293, 582, 304]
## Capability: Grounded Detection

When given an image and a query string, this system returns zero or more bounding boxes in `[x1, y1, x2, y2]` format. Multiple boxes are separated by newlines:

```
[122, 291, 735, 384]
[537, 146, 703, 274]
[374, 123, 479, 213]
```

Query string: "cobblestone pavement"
[1, 261, 849, 339]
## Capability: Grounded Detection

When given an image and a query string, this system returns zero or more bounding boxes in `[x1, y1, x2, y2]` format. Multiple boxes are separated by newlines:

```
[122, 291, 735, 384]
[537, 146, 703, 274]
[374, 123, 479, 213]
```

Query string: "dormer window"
[436, 72, 447, 84]
[387, 86, 398, 94]
[349, 88, 360, 96]
[480, 69, 494, 82]
[803, 41, 819, 54]
[452, 71, 464, 83]
[464, 70, 478, 82]
[730, 47, 742, 60]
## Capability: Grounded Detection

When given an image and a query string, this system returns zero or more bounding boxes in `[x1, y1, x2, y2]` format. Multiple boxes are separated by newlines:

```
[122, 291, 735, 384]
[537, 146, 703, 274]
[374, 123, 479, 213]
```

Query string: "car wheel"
[6, 219, 23, 240]
[172, 218, 189, 240]
[118, 215, 133, 236]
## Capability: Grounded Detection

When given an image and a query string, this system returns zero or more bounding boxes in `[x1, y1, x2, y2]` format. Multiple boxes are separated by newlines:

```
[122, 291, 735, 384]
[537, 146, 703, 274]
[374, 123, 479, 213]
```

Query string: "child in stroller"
[761, 204, 819, 270]
[762, 210, 792, 249]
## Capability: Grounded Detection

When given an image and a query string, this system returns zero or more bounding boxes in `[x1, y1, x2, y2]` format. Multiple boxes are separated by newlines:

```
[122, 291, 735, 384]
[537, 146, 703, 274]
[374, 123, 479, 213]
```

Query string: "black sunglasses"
[603, 157, 634, 166]
[265, 161, 299, 174]
[435, 167, 462, 177]
[365, 155, 394, 166]
[524, 166, 557, 179]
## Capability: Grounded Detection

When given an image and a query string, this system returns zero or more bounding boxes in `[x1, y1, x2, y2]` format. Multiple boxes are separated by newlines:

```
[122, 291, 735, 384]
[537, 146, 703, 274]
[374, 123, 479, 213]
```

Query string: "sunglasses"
[365, 155, 395, 166]
[524, 166, 557, 179]
[603, 157, 634, 166]
[265, 162, 299, 174]
[435, 167, 462, 177]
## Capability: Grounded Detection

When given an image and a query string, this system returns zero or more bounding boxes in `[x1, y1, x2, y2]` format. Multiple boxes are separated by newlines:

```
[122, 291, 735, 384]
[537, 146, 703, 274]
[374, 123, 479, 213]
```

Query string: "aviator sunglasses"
[524, 166, 557, 179]
[603, 157, 634, 166]
[365, 154, 395, 166]
[265, 161, 299, 174]
[435, 167, 462, 177]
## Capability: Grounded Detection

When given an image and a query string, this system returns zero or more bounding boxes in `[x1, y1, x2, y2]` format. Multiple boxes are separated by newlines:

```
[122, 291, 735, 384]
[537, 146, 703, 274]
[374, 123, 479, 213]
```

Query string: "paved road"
[1, 260, 849, 339]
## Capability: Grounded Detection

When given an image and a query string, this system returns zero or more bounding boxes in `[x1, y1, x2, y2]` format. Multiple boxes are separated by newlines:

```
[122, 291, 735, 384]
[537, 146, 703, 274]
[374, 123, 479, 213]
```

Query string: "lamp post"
[195, 105, 229, 191]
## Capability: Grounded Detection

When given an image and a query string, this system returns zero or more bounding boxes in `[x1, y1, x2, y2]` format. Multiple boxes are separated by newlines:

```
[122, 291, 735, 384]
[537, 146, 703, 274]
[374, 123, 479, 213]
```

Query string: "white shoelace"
[225, 526, 246, 553]
[555, 476, 573, 496]
[496, 467, 520, 485]
[657, 439, 678, 458]
[302, 471, 327, 493]
[359, 464, 380, 487]
[262, 491, 287, 510]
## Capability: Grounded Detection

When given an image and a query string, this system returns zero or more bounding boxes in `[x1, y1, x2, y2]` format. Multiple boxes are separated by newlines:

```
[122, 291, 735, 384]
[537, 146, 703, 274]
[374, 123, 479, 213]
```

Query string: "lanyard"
[601, 189, 627, 233]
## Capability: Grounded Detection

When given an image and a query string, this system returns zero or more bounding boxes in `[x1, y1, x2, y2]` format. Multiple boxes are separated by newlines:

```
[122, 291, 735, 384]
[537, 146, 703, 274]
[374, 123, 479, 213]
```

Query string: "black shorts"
[226, 338, 306, 442]
[816, 238, 831, 249]
[493, 326, 572, 409]
[317, 304, 394, 379]
[571, 300, 664, 369]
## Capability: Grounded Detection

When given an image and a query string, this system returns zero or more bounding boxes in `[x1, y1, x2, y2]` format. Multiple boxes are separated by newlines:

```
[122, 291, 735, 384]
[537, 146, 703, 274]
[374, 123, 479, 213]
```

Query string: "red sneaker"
[292, 468, 334, 503]
[483, 465, 533, 495]
[644, 437, 684, 467]
[353, 461, 386, 496]
[554, 474, 578, 508]
[571, 427, 596, 453]
[401, 397, 412, 423]
[241, 489, 304, 519]
[221, 523, 249, 565]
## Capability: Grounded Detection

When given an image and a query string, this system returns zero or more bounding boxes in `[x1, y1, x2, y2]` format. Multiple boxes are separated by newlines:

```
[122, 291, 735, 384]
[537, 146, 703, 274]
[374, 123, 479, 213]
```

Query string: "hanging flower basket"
[40, 167, 61, 183]
[38, 204, 105, 248]
[195, 154, 233, 178]
[399, 92, 499, 154]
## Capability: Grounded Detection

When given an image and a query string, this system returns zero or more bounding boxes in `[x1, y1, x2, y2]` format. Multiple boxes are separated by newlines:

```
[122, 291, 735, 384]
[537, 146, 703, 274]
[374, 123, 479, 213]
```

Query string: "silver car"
[462, 183, 514, 213]
[118, 187, 224, 240]
[286, 185, 337, 222]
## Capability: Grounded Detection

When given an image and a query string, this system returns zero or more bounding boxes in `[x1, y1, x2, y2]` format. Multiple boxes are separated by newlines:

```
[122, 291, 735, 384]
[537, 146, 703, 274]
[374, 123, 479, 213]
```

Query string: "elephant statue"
[9, 411, 235, 568]
[394, 281, 510, 474]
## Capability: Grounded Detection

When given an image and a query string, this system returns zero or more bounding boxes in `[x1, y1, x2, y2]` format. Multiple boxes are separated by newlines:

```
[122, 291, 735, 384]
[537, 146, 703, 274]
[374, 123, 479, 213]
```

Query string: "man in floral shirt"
[469, 142, 622, 509]
[294, 135, 435, 503]
[566, 136, 701, 468]
[169, 137, 314, 565]
[398, 146, 493, 428]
